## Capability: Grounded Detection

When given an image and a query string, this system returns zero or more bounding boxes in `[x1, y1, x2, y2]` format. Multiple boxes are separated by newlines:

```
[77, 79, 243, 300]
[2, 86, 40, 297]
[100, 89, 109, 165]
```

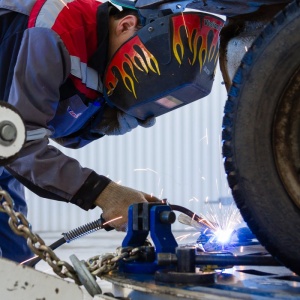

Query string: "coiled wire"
[63, 219, 103, 243]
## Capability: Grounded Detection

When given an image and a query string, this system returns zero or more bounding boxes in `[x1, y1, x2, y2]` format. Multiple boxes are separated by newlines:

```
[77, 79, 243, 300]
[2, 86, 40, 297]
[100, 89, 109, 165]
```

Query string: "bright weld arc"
[215, 228, 234, 244]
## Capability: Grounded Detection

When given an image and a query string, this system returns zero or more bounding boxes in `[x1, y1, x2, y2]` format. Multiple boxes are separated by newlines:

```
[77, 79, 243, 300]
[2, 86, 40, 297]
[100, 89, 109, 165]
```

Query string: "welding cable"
[21, 216, 113, 267]
[21, 237, 66, 267]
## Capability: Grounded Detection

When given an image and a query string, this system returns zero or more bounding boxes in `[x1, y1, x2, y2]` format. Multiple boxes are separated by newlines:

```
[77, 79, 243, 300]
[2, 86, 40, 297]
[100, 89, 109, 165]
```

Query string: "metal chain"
[86, 245, 148, 277]
[0, 189, 148, 284]
[0, 189, 81, 285]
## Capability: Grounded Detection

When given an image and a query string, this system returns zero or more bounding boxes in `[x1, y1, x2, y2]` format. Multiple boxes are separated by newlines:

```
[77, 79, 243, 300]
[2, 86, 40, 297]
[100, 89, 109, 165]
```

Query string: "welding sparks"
[102, 216, 123, 226]
[177, 198, 246, 250]
[188, 196, 199, 202]
[208, 201, 242, 231]
[197, 201, 244, 247]
[181, 12, 189, 38]
[134, 168, 164, 198]
[21, 256, 38, 264]
[199, 128, 209, 144]
[134, 168, 161, 186]
[58, 0, 70, 8]
[176, 233, 191, 241]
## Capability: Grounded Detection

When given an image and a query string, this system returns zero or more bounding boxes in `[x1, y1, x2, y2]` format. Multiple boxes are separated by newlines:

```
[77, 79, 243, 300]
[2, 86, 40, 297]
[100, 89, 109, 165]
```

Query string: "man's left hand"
[93, 106, 155, 136]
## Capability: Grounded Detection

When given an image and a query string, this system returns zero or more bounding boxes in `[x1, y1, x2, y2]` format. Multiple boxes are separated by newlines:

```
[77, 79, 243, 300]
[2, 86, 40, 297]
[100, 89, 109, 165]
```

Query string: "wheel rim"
[273, 65, 300, 208]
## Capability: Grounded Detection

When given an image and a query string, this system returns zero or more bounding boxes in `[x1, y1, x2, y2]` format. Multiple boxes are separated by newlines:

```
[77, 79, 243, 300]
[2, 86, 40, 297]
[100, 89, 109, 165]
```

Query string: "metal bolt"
[0, 121, 17, 143]
[160, 211, 176, 224]
[176, 247, 195, 273]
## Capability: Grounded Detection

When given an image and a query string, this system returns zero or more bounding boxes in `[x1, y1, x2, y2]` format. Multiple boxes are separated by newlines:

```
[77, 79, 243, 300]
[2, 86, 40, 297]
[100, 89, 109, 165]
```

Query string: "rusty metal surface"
[219, 17, 269, 90]
[273, 68, 300, 208]
[218, 2, 289, 89]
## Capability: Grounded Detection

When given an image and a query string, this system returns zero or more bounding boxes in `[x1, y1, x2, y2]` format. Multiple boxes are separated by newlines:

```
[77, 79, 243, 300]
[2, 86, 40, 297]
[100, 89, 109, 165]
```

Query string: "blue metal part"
[149, 205, 178, 253]
[121, 204, 150, 248]
[120, 203, 178, 274]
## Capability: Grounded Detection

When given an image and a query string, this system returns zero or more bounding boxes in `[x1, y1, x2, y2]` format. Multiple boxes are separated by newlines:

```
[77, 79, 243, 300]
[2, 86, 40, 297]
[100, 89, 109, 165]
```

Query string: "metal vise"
[119, 202, 178, 273]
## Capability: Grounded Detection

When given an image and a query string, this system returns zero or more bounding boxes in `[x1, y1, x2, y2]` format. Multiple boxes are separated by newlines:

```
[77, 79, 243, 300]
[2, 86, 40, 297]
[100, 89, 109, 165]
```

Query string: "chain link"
[0, 189, 150, 285]
[0, 190, 81, 285]
[86, 245, 148, 277]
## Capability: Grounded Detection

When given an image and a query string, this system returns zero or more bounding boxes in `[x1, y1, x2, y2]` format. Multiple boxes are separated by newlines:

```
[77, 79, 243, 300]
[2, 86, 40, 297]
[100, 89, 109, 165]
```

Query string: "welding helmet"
[103, 4, 224, 120]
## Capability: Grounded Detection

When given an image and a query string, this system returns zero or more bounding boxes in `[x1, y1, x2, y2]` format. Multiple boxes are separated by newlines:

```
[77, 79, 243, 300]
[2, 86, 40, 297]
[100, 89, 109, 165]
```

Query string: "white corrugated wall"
[26, 68, 231, 232]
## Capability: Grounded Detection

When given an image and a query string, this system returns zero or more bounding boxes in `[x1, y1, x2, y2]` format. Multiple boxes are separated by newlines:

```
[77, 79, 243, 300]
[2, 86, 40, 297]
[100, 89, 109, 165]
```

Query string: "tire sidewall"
[227, 2, 300, 268]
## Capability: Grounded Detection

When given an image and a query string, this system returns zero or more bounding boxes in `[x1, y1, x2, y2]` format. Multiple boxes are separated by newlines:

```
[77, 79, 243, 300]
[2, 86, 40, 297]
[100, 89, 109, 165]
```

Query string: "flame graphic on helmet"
[172, 14, 221, 69]
[105, 36, 160, 98]
[105, 14, 222, 98]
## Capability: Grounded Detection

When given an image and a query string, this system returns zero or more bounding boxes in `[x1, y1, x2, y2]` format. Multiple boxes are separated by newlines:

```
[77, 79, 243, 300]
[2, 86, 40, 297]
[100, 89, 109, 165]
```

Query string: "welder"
[0, 0, 159, 263]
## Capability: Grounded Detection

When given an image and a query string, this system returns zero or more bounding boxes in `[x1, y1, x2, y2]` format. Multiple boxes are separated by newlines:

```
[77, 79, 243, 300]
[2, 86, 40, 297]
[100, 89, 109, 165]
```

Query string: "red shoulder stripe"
[28, 0, 47, 28]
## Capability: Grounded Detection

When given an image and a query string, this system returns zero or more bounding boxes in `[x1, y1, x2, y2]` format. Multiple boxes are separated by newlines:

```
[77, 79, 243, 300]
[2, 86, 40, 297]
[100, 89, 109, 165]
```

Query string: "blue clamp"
[120, 203, 178, 273]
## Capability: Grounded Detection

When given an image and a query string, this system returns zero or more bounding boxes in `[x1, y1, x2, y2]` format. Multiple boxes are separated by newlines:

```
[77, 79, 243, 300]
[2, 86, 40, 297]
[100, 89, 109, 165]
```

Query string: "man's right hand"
[94, 181, 160, 231]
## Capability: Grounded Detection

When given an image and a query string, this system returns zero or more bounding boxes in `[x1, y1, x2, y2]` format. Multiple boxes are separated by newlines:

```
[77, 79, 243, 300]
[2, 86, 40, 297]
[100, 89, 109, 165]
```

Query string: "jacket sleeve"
[52, 129, 105, 149]
[6, 27, 111, 210]
[52, 104, 106, 149]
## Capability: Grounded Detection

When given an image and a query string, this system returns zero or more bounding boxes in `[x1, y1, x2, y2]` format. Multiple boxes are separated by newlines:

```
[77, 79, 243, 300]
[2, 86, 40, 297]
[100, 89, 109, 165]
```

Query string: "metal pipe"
[157, 253, 282, 267]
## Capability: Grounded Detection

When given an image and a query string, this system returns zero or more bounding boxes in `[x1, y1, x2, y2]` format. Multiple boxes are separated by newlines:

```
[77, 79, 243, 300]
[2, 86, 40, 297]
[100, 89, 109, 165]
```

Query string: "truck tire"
[222, 0, 300, 274]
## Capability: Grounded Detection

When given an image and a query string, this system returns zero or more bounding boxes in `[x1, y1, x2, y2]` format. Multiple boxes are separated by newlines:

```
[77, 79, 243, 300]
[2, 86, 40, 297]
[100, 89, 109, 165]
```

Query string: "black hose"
[22, 237, 66, 267]
[21, 217, 112, 267]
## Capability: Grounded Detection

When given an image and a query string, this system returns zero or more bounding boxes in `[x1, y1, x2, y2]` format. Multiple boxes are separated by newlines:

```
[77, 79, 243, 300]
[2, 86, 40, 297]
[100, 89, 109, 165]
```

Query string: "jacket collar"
[88, 1, 110, 79]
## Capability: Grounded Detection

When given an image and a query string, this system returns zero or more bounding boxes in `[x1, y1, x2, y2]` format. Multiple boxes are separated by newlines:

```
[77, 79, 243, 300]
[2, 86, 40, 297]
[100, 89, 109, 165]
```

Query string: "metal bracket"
[120, 203, 178, 273]
[70, 254, 102, 297]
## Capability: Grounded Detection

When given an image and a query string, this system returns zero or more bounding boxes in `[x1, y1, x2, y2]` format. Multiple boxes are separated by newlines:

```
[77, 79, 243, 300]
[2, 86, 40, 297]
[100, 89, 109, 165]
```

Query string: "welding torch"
[168, 203, 217, 231]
